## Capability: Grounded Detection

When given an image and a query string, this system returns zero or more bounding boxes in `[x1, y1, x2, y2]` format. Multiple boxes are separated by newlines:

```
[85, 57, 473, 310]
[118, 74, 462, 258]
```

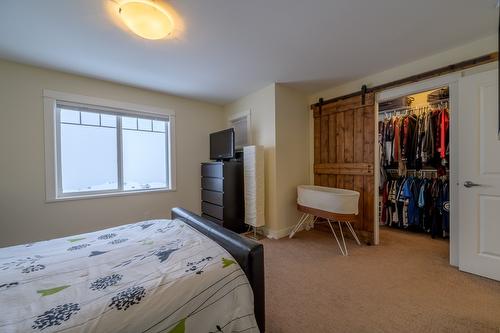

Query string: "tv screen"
[210, 128, 235, 160]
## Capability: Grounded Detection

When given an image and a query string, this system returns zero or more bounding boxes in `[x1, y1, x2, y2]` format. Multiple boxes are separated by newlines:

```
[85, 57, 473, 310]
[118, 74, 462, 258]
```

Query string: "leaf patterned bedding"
[0, 219, 258, 333]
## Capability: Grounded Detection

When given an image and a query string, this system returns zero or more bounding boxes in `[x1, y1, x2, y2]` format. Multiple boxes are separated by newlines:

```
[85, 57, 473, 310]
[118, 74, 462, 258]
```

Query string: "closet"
[377, 88, 450, 239]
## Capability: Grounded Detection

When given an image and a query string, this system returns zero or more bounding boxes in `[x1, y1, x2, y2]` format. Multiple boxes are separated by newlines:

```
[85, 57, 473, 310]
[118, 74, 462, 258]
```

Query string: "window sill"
[46, 187, 176, 203]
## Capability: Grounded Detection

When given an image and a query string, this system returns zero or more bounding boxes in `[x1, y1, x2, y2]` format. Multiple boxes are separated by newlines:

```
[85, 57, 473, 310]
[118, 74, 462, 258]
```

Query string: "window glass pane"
[81, 112, 100, 126]
[138, 118, 152, 131]
[153, 120, 166, 132]
[122, 116, 137, 130]
[122, 127, 167, 190]
[60, 123, 118, 193]
[60, 109, 80, 124]
[101, 114, 117, 127]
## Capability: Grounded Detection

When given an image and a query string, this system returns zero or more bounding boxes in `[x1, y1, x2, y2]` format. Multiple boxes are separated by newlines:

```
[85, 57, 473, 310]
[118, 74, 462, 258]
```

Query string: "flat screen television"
[210, 128, 235, 160]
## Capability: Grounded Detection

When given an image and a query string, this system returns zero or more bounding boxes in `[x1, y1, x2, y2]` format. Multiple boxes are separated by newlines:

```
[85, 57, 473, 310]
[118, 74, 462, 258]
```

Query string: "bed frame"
[171, 207, 265, 332]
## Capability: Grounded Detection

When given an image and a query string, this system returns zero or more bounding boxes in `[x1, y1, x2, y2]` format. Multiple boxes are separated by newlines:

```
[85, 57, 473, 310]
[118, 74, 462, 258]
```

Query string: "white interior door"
[458, 68, 500, 281]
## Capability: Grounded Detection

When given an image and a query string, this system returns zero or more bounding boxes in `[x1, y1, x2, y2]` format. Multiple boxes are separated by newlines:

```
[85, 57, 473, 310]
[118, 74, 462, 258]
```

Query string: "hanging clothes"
[430, 178, 442, 238]
[378, 121, 387, 189]
[393, 117, 401, 162]
[380, 106, 449, 170]
[440, 181, 450, 237]
[384, 118, 394, 165]
[379, 175, 449, 237]
[378, 95, 450, 239]
[406, 115, 418, 169]
[438, 109, 450, 165]
[421, 111, 435, 163]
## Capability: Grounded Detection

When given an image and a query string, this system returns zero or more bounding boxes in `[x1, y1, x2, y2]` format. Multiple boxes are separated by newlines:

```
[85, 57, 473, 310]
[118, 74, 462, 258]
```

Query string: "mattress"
[0, 219, 258, 333]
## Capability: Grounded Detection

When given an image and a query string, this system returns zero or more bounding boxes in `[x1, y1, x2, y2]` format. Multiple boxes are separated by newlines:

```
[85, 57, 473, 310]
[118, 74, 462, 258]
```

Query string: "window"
[229, 110, 251, 150]
[44, 91, 175, 200]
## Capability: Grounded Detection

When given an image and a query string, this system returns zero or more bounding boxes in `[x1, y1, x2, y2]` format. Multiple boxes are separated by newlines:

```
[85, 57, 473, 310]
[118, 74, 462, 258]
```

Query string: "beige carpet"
[260, 226, 500, 333]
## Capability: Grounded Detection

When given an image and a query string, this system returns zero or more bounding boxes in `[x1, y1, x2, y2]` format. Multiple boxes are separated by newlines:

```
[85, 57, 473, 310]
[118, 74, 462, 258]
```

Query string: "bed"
[0, 207, 265, 333]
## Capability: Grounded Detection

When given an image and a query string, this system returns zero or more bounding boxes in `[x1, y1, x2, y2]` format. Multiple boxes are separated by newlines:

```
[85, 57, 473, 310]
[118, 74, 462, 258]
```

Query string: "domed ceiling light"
[118, 0, 174, 40]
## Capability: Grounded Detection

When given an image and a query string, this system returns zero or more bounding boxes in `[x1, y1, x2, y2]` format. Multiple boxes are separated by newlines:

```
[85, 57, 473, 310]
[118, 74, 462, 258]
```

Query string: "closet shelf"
[378, 97, 449, 115]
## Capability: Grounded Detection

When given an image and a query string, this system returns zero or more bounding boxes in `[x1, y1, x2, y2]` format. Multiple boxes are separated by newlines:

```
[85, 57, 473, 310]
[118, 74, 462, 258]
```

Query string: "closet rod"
[378, 98, 449, 115]
[386, 167, 440, 171]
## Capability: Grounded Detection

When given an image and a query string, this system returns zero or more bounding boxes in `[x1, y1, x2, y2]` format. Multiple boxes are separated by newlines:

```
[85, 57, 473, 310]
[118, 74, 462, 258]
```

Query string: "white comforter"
[0, 219, 258, 333]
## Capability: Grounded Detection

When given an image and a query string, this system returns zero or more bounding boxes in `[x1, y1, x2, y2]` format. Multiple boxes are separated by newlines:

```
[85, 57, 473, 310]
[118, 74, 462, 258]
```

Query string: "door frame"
[374, 73, 460, 266]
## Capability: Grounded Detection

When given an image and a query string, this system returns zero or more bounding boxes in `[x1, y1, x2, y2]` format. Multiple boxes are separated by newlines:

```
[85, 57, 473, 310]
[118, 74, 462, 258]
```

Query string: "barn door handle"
[464, 181, 482, 188]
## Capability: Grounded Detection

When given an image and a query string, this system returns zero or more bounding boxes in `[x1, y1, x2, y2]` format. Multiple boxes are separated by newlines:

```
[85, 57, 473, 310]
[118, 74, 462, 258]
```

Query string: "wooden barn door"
[313, 93, 375, 243]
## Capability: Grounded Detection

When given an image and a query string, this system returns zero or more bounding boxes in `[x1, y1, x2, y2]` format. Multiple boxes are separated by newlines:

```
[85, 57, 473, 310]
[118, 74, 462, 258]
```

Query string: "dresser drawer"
[201, 213, 223, 226]
[202, 190, 223, 206]
[201, 163, 223, 178]
[202, 201, 223, 220]
[201, 177, 223, 192]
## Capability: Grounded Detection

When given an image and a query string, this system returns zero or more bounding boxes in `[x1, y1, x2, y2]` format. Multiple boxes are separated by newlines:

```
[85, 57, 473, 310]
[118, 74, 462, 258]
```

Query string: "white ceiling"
[0, 0, 497, 104]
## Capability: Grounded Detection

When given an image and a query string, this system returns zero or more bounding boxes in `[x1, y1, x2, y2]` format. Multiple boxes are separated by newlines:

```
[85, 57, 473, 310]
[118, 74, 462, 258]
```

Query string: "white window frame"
[43, 90, 176, 202]
[228, 110, 252, 150]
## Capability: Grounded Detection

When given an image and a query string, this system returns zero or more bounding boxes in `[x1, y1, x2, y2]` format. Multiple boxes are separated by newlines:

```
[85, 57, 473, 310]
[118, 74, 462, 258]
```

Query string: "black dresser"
[201, 161, 245, 233]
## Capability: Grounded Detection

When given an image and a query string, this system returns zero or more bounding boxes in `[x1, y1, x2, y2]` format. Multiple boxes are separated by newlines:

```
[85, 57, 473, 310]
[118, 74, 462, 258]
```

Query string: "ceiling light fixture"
[118, 0, 174, 40]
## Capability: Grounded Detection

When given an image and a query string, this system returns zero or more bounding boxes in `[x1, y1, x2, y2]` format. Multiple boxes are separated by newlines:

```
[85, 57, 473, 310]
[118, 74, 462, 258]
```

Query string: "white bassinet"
[290, 185, 361, 255]
[297, 185, 359, 215]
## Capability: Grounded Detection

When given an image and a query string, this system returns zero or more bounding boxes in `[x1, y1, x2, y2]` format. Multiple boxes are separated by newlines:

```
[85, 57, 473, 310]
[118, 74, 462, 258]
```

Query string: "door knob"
[464, 181, 482, 188]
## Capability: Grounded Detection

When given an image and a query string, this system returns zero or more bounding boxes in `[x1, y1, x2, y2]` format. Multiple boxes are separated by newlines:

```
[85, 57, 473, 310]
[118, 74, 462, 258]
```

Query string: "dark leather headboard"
[171, 207, 265, 332]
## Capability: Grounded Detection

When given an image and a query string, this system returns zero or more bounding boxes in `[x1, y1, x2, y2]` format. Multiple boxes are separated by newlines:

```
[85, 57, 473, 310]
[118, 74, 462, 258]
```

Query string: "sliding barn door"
[313, 94, 375, 243]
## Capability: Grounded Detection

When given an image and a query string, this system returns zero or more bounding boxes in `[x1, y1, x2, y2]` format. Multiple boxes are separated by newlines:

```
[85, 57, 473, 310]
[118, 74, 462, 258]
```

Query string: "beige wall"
[224, 84, 278, 233]
[224, 83, 309, 238]
[275, 84, 309, 236]
[0, 60, 224, 247]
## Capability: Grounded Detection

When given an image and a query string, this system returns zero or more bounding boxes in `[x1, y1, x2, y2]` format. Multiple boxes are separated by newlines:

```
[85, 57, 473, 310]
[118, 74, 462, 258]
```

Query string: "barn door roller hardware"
[311, 52, 497, 109]
[317, 97, 324, 115]
[361, 85, 367, 105]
